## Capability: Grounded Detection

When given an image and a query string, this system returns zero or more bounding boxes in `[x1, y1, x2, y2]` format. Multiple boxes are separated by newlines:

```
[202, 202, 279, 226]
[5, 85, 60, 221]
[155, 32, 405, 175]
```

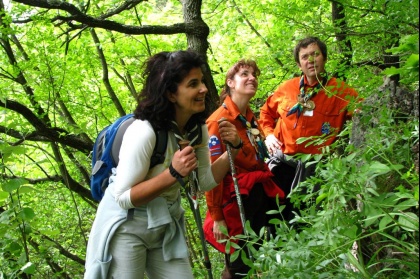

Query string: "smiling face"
[168, 67, 208, 125]
[297, 43, 327, 85]
[227, 65, 258, 99]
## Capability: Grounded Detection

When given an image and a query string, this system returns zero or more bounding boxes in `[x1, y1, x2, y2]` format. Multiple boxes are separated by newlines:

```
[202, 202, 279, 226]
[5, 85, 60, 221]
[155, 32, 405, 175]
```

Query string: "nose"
[200, 82, 208, 94]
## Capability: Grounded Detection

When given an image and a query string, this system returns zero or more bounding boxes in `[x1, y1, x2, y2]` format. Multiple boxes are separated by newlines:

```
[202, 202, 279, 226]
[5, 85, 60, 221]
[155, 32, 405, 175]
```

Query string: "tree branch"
[90, 28, 126, 116]
[0, 99, 92, 153]
[13, 0, 187, 35]
[231, 0, 284, 67]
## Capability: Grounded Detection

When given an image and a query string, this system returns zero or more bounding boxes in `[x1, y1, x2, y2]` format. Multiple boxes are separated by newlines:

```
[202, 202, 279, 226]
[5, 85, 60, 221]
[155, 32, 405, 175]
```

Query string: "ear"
[167, 92, 177, 103]
[296, 62, 302, 71]
[226, 78, 235, 89]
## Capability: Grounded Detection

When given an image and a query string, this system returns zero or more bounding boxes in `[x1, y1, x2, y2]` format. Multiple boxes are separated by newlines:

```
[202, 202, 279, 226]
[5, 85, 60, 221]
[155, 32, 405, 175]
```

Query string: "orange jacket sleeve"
[205, 109, 226, 221]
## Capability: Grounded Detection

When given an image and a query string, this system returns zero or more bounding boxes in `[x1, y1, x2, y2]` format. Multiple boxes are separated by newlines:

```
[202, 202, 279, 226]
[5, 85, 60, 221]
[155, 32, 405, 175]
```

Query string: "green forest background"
[0, 0, 418, 278]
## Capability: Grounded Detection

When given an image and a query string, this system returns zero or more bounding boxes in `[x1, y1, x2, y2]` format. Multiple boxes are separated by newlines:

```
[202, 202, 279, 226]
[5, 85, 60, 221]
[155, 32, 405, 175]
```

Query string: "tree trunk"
[181, 0, 219, 111]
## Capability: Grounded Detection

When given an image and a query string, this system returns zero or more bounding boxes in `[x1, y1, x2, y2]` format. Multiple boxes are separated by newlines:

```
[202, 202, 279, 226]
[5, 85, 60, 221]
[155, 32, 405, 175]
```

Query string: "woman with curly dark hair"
[85, 50, 241, 279]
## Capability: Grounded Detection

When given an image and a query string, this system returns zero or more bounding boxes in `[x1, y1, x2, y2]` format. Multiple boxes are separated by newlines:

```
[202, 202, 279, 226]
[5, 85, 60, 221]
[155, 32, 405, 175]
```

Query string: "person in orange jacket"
[259, 36, 359, 223]
[204, 59, 284, 279]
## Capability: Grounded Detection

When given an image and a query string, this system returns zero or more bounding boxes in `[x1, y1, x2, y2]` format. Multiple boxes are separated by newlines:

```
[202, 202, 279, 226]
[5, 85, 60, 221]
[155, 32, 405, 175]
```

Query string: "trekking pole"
[225, 143, 247, 231]
[218, 118, 252, 260]
[179, 141, 213, 279]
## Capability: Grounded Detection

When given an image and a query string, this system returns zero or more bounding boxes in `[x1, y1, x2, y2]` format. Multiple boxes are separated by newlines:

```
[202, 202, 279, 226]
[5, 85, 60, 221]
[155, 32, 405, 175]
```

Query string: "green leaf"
[405, 54, 419, 70]
[21, 262, 36, 275]
[398, 212, 418, 232]
[7, 241, 22, 254]
[0, 190, 9, 203]
[345, 152, 357, 162]
[230, 250, 240, 262]
[266, 209, 280, 215]
[382, 66, 400, 76]
[230, 241, 241, 250]
[369, 161, 391, 176]
[241, 250, 253, 266]
[316, 193, 328, 204]
[38, 228, 60, 237]
[346, 251, 370, 277]
[389, 164, 404, 171]
[0, 145, 26, 162]
[219, 224, 229, 236]
[379, 214, 393, 230]
[363, 204, 383, 226]
[2, 178, 28, 193]
[19, 185, 37, 194]
[224, 241, 231, 254]
[342, 224, 359, 239]
[18, 207, 35, 221]
[300, 153, 312, 162]
[394, 199, 419, 211]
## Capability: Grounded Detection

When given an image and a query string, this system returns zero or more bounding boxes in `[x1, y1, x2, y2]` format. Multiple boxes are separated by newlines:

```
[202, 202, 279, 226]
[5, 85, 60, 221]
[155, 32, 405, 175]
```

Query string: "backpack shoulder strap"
[150, 128, 167, 168]
[111, 114, 135, 166]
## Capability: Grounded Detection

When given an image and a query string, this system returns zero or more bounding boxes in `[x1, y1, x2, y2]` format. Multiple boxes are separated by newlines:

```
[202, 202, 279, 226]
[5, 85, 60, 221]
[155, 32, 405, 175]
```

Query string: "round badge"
[306, 100, 315, 110]
[251, 128, 260, 135]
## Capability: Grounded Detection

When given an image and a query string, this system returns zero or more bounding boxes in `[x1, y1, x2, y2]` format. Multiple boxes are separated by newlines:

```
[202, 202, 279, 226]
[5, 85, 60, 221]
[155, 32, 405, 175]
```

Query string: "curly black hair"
[134, 50, 210, 131]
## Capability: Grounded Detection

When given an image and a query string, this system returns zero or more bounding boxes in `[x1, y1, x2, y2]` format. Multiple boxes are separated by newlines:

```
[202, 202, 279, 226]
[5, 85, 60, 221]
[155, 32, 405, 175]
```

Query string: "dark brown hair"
[134, 50, 209, 131]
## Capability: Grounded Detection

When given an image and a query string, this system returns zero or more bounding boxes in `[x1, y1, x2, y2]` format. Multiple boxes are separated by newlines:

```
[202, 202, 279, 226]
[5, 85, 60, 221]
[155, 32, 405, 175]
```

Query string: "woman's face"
[227, 65, 258, 97]
[169, 67, 208, 119]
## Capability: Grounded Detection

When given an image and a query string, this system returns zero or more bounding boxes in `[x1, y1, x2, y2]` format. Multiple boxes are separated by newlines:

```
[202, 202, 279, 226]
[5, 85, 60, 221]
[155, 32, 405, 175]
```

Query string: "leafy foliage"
[0, 0, 418, 278]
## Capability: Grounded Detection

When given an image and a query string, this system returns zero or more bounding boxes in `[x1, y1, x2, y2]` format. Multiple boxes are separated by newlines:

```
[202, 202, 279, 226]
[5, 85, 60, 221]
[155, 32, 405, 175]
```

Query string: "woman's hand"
[265, 134, 282, 155]
[213, 219, 229, 241]
[170, 146, 197, 177]
[218, 118, 241, 148]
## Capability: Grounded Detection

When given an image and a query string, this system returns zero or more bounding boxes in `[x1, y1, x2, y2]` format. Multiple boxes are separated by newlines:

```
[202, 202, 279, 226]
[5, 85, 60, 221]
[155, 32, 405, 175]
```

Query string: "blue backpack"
[90, 114, 167, 201]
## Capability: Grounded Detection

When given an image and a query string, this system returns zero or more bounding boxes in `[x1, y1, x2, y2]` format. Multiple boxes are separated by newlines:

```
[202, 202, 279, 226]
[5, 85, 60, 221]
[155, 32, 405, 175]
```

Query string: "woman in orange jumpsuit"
[204, 59, 284, 279]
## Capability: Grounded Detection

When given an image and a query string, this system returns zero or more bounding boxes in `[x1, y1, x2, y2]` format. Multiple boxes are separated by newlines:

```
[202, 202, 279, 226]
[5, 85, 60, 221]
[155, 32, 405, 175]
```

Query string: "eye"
[301, 54, 309, 61]
[188, 80, 199, 87]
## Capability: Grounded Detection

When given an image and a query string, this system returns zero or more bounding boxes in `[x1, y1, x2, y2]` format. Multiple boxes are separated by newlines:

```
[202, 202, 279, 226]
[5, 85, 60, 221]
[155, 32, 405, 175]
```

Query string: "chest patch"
[321, 122, 331, 134]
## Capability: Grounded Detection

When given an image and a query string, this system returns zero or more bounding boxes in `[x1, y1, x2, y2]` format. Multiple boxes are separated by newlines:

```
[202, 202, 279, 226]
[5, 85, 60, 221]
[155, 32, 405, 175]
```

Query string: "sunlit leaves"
[2, 178, 28, 193]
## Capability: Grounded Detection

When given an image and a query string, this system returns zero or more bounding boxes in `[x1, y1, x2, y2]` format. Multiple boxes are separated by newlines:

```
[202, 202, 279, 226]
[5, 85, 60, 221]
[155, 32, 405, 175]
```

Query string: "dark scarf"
[237, 114, 269, 161]
[170, 120, 201, 206]
[170, 120, 202, 148]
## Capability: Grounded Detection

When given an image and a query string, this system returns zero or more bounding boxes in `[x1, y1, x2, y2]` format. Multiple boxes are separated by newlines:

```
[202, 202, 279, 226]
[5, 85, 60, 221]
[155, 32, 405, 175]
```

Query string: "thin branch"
[230, 0, 284, 67]
[90, 28, 126, 116]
